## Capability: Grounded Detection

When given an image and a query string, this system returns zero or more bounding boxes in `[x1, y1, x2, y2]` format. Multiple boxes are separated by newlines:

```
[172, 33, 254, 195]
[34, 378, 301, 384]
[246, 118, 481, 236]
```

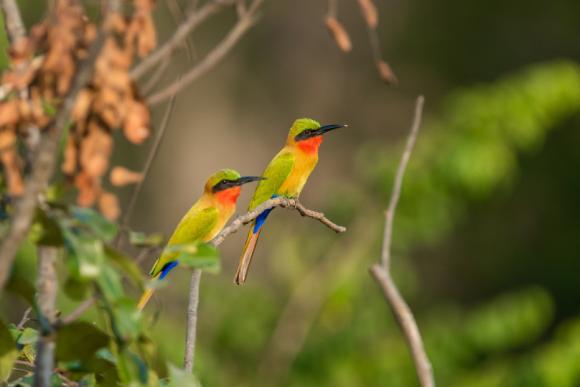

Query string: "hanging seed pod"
[99, 191, 120, 220]
[110, 166, 143, 186]
[377, 60, 398, 85]
[0, 144, 25, 196]
[325, 17, 352, 53]
[357, 0, 379, 29]
[75, 172, 99, 207]
[123, 100, 150, 144]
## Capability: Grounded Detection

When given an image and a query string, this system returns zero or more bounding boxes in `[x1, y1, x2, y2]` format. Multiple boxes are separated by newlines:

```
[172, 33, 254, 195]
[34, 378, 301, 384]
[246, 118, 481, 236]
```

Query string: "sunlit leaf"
[166, 243, 220, 273]
[0, 319, 18, 381]
[129, 231, 164, 247]
[105, 245, 145, 289]
[165, 364, 201, 387]
[71, 207, 117, 241]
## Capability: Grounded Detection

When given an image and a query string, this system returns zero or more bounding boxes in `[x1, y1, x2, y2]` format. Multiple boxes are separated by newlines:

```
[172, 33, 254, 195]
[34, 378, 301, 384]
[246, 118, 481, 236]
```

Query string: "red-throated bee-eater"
[138, 169, 263, 310]
[235, 118, 346, 284]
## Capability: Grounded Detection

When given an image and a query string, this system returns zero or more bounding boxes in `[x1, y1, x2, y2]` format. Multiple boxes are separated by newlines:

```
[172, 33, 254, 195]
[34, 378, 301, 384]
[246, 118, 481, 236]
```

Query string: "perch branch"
[370, 95, 434, 387]
[146, 0, 264, 106]
[0, 0, 26, 43]
[181, 196, 345, 372]
[0, 26, 108, 295]
[211, 197, 346, 247]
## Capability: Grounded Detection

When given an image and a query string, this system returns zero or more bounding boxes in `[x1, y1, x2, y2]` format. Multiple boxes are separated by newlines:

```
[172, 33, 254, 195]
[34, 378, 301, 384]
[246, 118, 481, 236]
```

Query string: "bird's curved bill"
[318, 123, 347, 135]
[236, 176, 266, 186]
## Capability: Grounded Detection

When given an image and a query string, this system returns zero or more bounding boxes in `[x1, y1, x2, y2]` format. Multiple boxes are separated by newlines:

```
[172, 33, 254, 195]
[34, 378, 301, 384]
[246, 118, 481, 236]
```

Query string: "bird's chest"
[206, 205, 235, 241]
[280, 154, 318, 196]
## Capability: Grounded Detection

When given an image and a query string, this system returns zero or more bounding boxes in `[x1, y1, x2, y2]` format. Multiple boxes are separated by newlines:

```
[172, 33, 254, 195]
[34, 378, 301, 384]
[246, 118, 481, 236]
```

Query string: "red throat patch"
[297, 135, 323, 154]
[216, 186, 241, 205]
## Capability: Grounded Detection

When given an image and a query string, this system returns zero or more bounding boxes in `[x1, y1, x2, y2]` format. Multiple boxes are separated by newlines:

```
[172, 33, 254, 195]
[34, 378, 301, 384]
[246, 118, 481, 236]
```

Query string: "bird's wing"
[249, 151, 295, 210]
[149, 206, 218, 276]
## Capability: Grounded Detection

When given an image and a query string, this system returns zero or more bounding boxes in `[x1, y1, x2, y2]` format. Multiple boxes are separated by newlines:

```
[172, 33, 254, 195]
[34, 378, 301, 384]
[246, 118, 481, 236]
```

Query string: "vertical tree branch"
[183, 269, 201, 373]
[0, 0, 26, 43]
[34, 246, 58, 387]
[0, 22, 109, 295]
[370, 95, 435, 387]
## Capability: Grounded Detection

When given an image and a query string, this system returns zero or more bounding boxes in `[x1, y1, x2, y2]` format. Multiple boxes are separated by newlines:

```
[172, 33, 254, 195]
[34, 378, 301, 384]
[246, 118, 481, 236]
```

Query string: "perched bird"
[138, 169, 263, 310]
[235, 118, 346, 284]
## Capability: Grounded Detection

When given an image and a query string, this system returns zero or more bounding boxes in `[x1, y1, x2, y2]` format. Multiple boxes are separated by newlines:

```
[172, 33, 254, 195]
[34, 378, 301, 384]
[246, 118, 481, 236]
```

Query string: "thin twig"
[131, 0, 230, 79]
[0, 0, 26, 43]
[17, 307, 32, 329]
[147, 0, 263, 106]
[210, 197, 346, 247]
[0, 25, 109, 295]
[370, 265, 433, 387]
[370, 95, 434, 387]
[183, 269, 201, 373]
[58, 297, 95, 326]
[327, 0, 337, 18]
[34, 246, 58, 387]
[382, 96, 424, 268]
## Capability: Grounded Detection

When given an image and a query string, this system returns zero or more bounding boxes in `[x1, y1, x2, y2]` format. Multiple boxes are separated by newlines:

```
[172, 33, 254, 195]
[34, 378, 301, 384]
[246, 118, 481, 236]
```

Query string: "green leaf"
[63, 276, 92, 301]
[104, 246, 145, 290]
[96, 263, 124, 303]
[6, 240, 37, 303]
[56, 322, 110, 362]
[35, 209, 64, 246]
[0, 320, 18, 381]
[165, 364, 201, 387]
[129, 231, 164, 247]
[71, 207, 117, 242]
[117, 349, 148, 385]
[110, 298, 141, 343]
[15, 327, 38, 346]
[167, 243, 220, 273]
[62, 231, 105, 281]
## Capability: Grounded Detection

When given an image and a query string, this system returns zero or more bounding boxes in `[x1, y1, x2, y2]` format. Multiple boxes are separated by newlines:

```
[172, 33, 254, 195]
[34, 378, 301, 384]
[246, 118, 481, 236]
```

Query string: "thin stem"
[371, 95, 434, 387]
[0, 0, 26, 43]
[34, 246, 58, 387]
[183, 269, 202, 373]
[381, 96, 424, 268]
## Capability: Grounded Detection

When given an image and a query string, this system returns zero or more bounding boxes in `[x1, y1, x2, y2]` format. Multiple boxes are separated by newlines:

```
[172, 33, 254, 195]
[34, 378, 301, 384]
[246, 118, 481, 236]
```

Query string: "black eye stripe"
[212, 179, 237, 192]
[295, 128, 317, 141]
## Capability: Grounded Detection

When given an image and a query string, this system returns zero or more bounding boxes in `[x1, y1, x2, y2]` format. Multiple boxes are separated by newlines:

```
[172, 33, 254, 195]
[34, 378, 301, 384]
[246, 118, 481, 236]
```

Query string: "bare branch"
[210, 197, 346, 247]
[0, 27, 109, 295]
[130, 0, 229, 79]
[58, 298, 95, 326]
[34, 246, 58, 387]
[183, 269, 201, 373]
[371, 95, 434, 387]
[381, 95, 424, 268]
[17, 307, 32, 329]
[0, 0, 26, 43]
[146, 0, 263, 106]
[371, 265, 433, 387]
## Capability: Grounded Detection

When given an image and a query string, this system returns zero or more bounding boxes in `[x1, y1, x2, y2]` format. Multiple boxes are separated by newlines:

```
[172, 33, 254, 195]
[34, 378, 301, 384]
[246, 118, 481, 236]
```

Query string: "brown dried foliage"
[325, 17, 352, 52]
[0, 0, 157, 216]
[110, 166, 143, 186]
[377, 60, 398, 85]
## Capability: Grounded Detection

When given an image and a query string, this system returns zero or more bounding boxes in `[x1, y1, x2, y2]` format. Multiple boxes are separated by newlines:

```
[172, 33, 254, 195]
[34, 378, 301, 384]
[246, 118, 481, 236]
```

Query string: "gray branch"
[370, 95, 435, 387]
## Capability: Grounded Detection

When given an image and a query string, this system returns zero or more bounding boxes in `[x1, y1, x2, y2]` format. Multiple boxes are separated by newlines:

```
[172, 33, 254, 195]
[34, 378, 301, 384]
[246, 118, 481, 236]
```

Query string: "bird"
[138, 169, 263, 310]
[235, 118, 346, 284]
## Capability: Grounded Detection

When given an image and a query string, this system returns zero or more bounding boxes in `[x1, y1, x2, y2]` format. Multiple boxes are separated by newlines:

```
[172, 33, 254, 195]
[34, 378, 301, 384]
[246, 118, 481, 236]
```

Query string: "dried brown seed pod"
[75, 172, 99, 207]
[376, 60, 398, 85]
[110, 166, 143, 186]
[80, 124, 112, 178]
[325, 17, 352, 53]
[357, 0, 379, 29]
[99, 191, 120, 220]
[123, 100, 150, 144]
[0, 100, 21, 126]
[0, 146, 24, 196]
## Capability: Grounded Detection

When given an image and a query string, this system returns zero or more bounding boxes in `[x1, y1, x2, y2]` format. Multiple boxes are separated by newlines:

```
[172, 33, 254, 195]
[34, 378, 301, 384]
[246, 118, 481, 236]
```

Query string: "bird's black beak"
[318, 123, 347, 135]
[235, 176, 265, 186]
[295, 124, 347, 141]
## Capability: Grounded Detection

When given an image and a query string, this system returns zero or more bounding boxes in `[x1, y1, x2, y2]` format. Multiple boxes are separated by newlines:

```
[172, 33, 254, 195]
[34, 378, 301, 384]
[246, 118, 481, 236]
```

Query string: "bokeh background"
[13, 0, 580, 386]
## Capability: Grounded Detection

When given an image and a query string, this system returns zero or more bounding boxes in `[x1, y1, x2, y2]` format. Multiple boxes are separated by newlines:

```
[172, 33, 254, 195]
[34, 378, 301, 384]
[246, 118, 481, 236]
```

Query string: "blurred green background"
[8, 0, 580, 386]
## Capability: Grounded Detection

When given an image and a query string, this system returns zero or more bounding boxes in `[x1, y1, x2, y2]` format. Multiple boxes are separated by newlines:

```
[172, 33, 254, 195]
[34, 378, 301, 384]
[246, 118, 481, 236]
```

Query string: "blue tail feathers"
[159, 261, 179, 279]
[253, 194, 279, 233]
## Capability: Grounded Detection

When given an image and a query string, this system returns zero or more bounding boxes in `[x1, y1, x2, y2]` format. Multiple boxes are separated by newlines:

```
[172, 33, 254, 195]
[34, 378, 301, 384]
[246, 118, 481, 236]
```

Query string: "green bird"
[138, 169, 263, 310]
[235, 118, 346, 284]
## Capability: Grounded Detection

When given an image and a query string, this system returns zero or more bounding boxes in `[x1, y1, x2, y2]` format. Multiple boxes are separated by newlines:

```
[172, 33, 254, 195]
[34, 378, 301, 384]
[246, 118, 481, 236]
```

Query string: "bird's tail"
[137, 274, 160, 311]
[235, 226, 262, 285]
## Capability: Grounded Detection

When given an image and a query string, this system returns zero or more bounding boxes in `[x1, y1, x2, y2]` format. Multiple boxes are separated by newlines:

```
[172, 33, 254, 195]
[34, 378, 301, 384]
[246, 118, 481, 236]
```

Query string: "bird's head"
[287, 118, 346, 153]
[205, 169, 264, 205]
